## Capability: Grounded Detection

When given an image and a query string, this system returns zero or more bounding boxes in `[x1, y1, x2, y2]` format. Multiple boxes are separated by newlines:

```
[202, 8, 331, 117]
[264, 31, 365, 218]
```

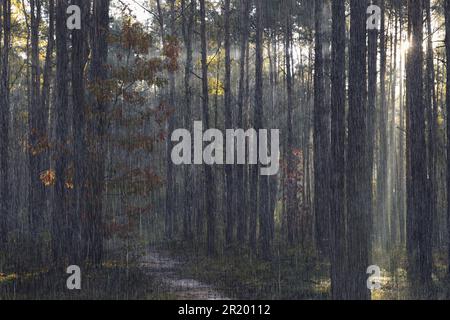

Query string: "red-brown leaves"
[120, 18, 152, 55]
[163, 35, 180, 72]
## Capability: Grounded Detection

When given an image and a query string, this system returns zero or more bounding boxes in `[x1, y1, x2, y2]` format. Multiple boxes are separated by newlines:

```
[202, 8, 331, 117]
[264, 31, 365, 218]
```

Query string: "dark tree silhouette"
[0, 0, 11, 248]
[406, 0, 432, 299]
[330, 0, 346, 300]
[347, 0, 370, 300]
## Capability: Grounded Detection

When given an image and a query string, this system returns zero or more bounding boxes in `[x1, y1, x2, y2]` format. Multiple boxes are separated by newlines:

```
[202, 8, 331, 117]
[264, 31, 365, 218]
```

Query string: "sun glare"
[400, 39, 410, 55]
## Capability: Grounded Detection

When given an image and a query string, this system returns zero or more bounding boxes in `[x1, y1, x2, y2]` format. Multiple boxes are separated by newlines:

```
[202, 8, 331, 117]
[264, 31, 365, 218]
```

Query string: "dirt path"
[140, 249, 230, 300]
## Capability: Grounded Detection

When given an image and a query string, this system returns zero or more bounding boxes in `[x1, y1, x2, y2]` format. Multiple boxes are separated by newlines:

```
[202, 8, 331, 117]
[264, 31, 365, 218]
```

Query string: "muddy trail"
[140, 249, 230, 300]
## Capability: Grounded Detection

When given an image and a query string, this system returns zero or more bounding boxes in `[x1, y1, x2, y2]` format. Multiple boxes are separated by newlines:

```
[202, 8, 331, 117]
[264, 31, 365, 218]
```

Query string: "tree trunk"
[367, 0, 378, 255]
[165, 0, 177, 240]
[347, 0, 370, 300]
[53, 0, 70, 266]
[72, 0, 89, 263]
[268, 31, 278, 244]
[285, 10, 296, 246]
[406, 0, 432, 298]
[398, 4, 406, 246]
[0, 0, 11, 248]
[224, 0, 234, 247]
[86, 0, 110, 266]
[200, 0, 216, 256]
[330, 0, 347, 300]
[40, 0, 54, 184]
[377, 0, 388, 249]
[445, 0, 450, 284]
[181, 0, 195, 242]
[249, 2, 258, 253]
[425, 0, 437, 255]
[236, 0, 250, 246]
[29, 0, 45, 239]
[255, 0, 271, 259]
[41, 0, 54, 127]
[313, 0, 330, 255]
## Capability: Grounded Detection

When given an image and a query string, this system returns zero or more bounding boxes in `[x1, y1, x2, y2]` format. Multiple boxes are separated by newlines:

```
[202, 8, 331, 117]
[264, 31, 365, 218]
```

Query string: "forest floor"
[4, 244, 446, 299]
[0, 249, 228, 300]
[157, 242, 329, 300]
[0, 264, 169, 300]
[140, 248, 229, 300]
[155, 244, 450, 300]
